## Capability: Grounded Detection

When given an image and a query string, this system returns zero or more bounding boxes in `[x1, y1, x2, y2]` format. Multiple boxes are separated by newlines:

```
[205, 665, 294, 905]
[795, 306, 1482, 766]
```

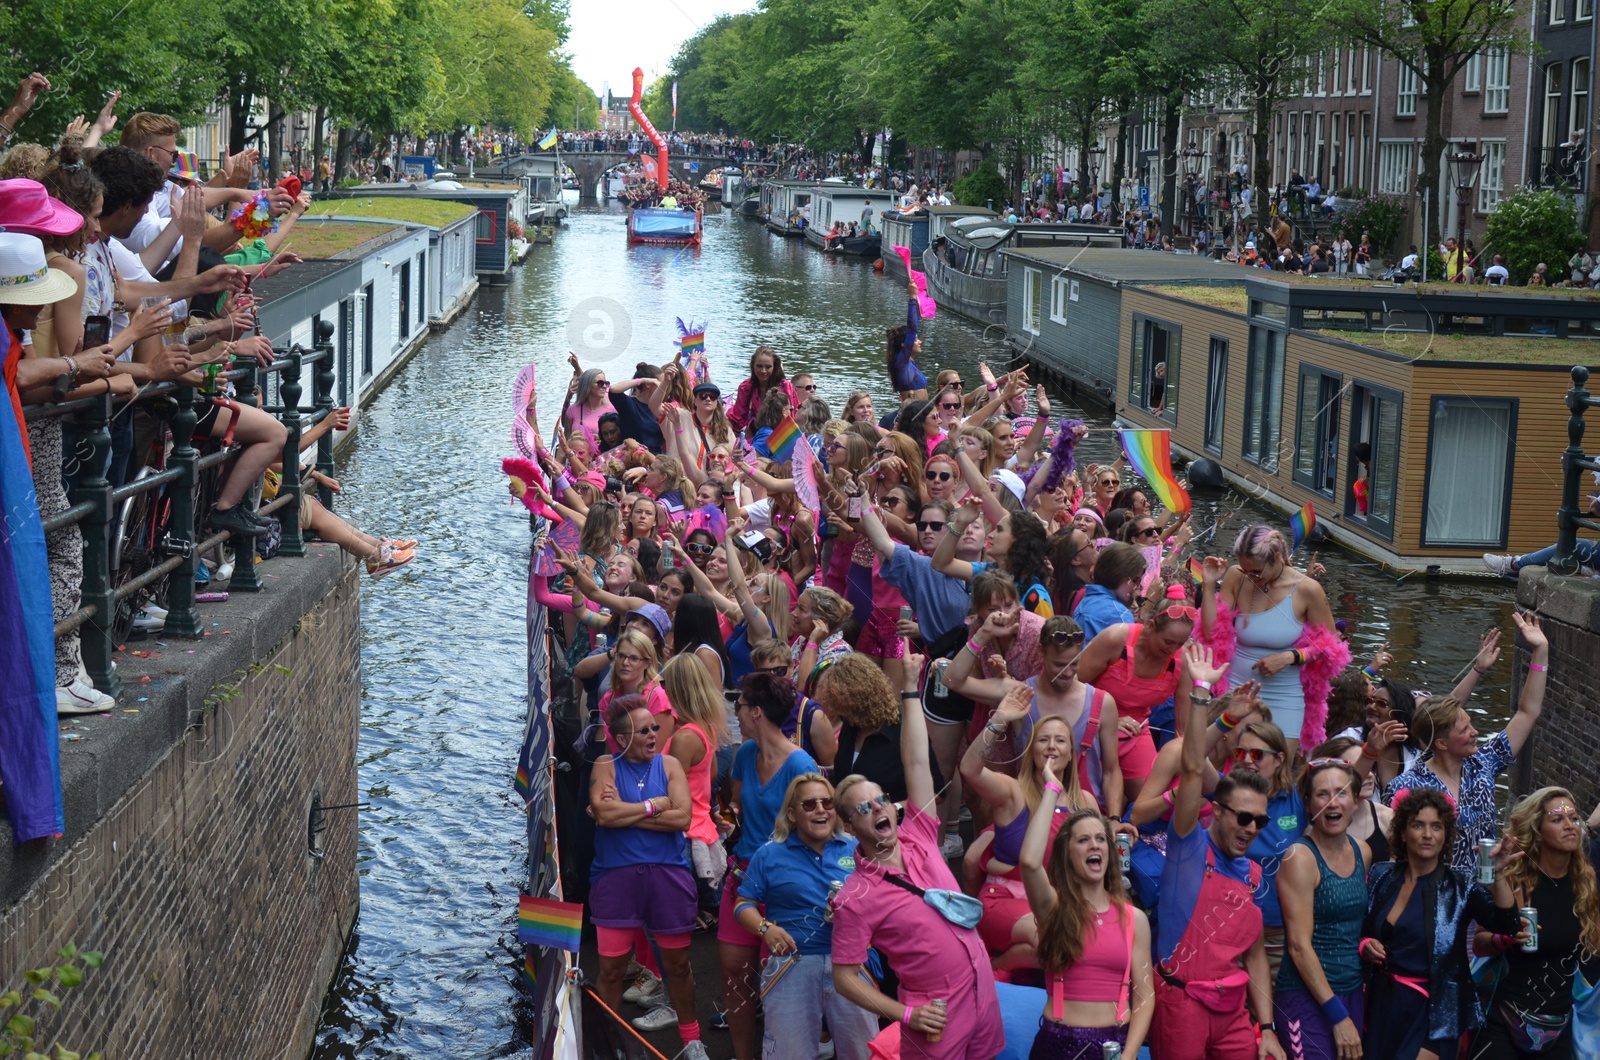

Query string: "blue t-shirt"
[882, 544, 971, 641]
[1073, 584, 1134, 641]
[1248, 788, 1305, 929]
[731, 742, 819, 860]
[1156, 820, 1256, 962]
[738, 832, 859, 954]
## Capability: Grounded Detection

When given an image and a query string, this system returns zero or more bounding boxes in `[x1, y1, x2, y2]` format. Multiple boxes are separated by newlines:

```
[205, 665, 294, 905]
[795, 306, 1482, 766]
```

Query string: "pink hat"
[0, 179, 84, 237]
[577, 470, 607, 489]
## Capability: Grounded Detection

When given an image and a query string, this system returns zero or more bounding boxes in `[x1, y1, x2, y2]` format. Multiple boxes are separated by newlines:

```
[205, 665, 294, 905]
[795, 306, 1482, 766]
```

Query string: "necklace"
[1090, 900, 1111, 926]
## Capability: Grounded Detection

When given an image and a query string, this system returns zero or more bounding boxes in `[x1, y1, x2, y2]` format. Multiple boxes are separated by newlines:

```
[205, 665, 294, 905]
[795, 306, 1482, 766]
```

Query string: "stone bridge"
[494, 152, 757, 200]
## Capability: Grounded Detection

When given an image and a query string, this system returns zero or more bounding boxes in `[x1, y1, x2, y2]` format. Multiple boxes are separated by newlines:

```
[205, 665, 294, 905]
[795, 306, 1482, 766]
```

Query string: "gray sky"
[567, 0, 757, 108]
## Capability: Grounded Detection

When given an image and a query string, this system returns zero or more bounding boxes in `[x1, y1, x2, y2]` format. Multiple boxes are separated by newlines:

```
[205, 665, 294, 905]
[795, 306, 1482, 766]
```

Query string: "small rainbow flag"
[765, 415, 802, 462]
[519, 894, 584, 952]
[679, 331, 705, 356]
[1117, 430, 1191, 514]
[1290, 502, 1317, 551]
[1186, 556, 1205, 584]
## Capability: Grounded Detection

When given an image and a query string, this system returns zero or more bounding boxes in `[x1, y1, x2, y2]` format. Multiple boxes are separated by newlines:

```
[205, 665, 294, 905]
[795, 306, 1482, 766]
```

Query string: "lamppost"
[1086, 143, 1106, 211]
[1446, 139, 1484, 282]
[1182, 139, 1203, 236]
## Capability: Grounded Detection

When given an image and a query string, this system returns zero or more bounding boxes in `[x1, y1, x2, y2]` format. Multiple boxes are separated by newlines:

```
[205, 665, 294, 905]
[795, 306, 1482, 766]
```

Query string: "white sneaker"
[1482, 553, 1517, 579]
[58, 678, 114, 715]
[940, 832, 964, 860]
[816, 1039, 836, 1059]
[131, 606, 166, 633]
[623, 969, 663, 1005]
[631, 1004, 678, 1032]
[681, 1042, 710, 1060]
[141, 602, 169, 621]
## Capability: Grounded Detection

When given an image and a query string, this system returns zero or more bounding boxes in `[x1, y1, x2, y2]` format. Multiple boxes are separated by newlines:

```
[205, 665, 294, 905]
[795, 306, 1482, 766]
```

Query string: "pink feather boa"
[1196, 599, 1350, 748]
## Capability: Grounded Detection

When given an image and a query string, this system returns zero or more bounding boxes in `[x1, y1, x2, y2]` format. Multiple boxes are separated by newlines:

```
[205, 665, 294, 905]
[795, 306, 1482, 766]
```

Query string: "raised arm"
[1505, 613, 1549, 756]
[858, 500, 899, 562]
[959, 686, 1031, 812]
[1448, 629, 1502, 703]
[898, 642, 937, 813]
[932, 497, 981, 581]
[953, 448, 1008, 527]
[1174, 644, 1228, 837]
[1019, 757, 1064, 917]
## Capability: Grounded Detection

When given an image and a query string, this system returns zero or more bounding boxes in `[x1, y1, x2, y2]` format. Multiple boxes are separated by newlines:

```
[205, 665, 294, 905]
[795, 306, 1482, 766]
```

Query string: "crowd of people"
[0, 71, 416, 818]
[513, 272, 1598, 1060]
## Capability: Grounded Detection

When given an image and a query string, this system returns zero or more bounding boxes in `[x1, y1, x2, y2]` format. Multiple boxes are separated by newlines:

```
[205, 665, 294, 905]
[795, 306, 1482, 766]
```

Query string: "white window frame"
[1551, 0, 1567, 23]
[1581, 0, 1594, 22]
[1347, 47, 1360, 95]
[1572, 58, 1591, 138]
[1544, 64, 1565, 154]
[1362, 45, 1374, 94]
[1332, 47, 1343, 95]
[1397, 64, 1418, 116]
[1485, 47, 1511, 114]
[1049, 275, 1069, 324]
[1023, 268, 1042, 334]
[1317, 51, 1328, 95]
[1478, 140, 1506, 211]
[1465, 53, 1482, 93]
[1378, 140, 1414, 194]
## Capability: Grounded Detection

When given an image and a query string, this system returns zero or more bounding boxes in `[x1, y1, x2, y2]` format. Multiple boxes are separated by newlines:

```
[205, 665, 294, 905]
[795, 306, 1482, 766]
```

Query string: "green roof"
[280, 220, 403, 259]
[305, 197, 476, 227]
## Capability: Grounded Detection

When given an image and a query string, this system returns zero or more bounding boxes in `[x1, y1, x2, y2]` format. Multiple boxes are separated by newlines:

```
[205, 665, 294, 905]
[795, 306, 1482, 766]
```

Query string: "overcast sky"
[567, 0, 757, 106]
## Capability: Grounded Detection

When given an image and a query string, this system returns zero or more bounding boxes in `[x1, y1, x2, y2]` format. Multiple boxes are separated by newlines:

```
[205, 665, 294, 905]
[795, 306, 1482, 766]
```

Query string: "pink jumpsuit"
[1092, 623, 1178, 783]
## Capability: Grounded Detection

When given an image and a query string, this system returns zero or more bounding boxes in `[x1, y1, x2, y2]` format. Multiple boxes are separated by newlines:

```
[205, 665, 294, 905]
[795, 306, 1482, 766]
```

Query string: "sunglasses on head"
[1232, 747, 1276, 764]
[799, 797, 834, 812]
[916, 519, 947, 533]
[851, 793, 894, 818]
[925, 469, 954, 482]
[1043, 629, 1086, 647]
[1216, 802, 1271, 830]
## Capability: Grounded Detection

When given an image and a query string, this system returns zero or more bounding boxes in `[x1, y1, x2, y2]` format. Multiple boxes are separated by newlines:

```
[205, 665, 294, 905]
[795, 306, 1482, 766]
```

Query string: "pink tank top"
[1047, 903, 1134, 1019]
[1093, 624, 1179, 724]
[677, 722, 718, 844]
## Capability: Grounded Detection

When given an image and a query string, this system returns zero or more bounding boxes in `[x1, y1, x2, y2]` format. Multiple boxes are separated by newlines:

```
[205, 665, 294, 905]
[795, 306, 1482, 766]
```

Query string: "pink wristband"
[1530, 663, 1548, 672]
[1044, 782, 1065, 795]
[903, 1005, 914, 1026]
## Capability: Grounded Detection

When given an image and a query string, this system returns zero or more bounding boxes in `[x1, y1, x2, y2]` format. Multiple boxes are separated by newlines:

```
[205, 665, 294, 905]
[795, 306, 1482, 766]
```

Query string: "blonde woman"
[662, 655, 731, 933]
[792, 586, 853, 697]
[597, 629, 674, 751]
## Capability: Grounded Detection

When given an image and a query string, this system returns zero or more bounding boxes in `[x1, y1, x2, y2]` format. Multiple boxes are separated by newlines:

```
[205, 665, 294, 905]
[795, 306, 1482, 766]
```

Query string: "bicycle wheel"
[111, 472, 165, 644]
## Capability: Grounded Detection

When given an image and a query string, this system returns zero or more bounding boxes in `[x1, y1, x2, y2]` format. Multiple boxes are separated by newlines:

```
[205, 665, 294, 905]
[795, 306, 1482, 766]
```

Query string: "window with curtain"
[1423, 397, 1516, 546]
[1294, 367, 1343, 494]
[1486, 48, 1511, 113]
[1244, 325, 1285, 470]
[1572, 59, 1590, 138]
[1349, 384, 1401, 538]
[1204, 337, 1228, 453]
[1397, 65, 1418, 116]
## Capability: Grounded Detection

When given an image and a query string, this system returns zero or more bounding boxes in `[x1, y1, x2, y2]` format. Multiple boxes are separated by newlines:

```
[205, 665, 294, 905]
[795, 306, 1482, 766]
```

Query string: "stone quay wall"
[1515, 570, 1600, 809]
[0, 543, 359, 1060]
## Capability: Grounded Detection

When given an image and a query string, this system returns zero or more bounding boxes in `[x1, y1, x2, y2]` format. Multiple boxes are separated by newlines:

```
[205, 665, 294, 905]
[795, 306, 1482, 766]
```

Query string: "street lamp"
[1445, 139, 1484, 282]
[1086, 143, 1107, 207]
[1182, 139, 1203, 235]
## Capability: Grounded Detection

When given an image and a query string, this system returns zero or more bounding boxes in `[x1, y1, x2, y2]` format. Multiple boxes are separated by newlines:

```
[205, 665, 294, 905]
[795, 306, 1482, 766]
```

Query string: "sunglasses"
[872, 446, 894, 458]
[697, 392, 719, 400]
[851, 793, 894, 818]
[799, 384, 817, 392]
[916, 520, 947, 533]
[755, 665, 789, 676]
[798, 797, 834, 812]
[686, 542, 715, 556]
[1232, 747, 1277, 765]
[1133, 526, 1160, 538]
[595, 380, 611, 388]
[938, 402, 961, 411]
[1099, 478, 1118, 487]
[925, 469, 954, 482]
[882, 495, 906, 508]
[1216, 802, 1271, 830]
[1154, 602, 1200, 622]
[1042, 629, 1086, 647]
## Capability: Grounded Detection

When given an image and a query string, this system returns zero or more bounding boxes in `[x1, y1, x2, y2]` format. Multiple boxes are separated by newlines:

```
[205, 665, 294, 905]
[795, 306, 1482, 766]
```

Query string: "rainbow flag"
[1117, 430, 1191, 514]
[765, 415, 802, 462]
[1290, 502, 1317, 551]
[1187, 556, 1205, 584]
[519, 894, 584, 952]
[679, 331, 705, 356]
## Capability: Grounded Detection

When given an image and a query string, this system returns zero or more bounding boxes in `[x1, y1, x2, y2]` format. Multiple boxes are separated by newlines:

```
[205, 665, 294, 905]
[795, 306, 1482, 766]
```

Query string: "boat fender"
[873, 258, 885, 271]
[1187, 457, 1224, 489]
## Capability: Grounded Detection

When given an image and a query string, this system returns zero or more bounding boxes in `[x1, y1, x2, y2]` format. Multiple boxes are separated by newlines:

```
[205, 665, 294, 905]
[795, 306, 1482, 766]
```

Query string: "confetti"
[137, 697, 148, 702]
[63, 733, 83, 741]
[123, 709, 139, 713]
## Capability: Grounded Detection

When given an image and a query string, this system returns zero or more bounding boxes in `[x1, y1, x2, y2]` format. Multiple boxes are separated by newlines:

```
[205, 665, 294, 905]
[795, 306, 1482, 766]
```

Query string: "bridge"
[493, 152, 768, 200]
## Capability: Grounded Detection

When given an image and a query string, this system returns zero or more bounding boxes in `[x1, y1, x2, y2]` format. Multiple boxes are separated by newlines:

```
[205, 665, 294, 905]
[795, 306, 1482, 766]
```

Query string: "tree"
[1333, 0, 1524, 249]
[1484, 188, 1586, 284]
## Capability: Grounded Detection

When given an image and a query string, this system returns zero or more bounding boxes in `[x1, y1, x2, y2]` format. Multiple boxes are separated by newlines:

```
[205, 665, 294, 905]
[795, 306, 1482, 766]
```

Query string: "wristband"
[1530, 663, 1548, 672]
[966, 639, 987, 657]
[644, 798, 657, 817]
[1193, 679, 1213, 692]
[1162, 789, 1175, 808]
[1362, 665, 1378, 678]
[903, 1005, 914, 1026]
[1358, 937, 1379, 959]
[554, 473, 571, 493]
[1319, 996, 1349, 1026]
[1360, 743, 1381, 759]
[1473, 665, 1489, 675]
[1494, 933, 1516, 952]
[1044, 781, 1065, 795]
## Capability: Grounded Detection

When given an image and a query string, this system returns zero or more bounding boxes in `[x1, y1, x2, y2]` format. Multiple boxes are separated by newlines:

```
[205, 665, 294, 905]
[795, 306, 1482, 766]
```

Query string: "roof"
[280, 220, 405, 259]
[927, 204, 995, 217]
[249, 258, 357, 303]
[338, 184, 514, 205]
[1007, 247, 1250, 286]
[306, 197, 476, 227]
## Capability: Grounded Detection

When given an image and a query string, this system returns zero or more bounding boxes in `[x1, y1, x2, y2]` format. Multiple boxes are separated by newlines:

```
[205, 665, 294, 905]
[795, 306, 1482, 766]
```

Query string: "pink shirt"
[975, 609, 1045, 683]
[600, 683, 675, 754]
[565, 400, 615, 443]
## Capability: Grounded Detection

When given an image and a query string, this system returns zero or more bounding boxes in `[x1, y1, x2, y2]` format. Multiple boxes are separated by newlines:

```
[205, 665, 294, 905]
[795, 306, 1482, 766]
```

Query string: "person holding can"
[1470, 786, 1600, 1060]
[831, 640, 1005, 1059]
[1360, 788, 1522, 1060]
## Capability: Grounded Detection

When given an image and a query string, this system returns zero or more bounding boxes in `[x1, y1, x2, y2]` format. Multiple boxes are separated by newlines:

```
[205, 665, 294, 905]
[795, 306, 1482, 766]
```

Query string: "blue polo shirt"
[1073, 584, 1134, 641]
[882, 544, 971, 641]
[739, 832, 859, 955]
[1249, 788, 1305, 929]
[731, 743, 818, 860]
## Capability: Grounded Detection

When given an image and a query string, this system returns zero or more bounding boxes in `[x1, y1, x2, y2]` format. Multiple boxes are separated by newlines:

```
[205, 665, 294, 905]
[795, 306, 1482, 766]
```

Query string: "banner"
[672, 81, 678, 120]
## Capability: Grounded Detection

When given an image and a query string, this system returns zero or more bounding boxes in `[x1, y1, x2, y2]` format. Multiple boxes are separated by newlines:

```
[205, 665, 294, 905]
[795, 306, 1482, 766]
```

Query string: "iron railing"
[1553, 365, 1600, 575]
[23, 321, 338, 699]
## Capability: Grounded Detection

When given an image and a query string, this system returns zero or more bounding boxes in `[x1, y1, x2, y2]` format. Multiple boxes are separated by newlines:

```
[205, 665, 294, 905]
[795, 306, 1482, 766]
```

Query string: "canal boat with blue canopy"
[627, 206, 703, 246]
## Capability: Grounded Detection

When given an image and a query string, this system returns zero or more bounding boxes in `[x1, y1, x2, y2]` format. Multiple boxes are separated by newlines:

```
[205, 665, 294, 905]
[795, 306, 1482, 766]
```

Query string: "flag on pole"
[1186, 556, 1205, 584]
[519, 894, 584, 952]
[672, 81, 678, 119]
[1116, 429, 1192, 514]
[538, 127, 558, 150]
[1290, 502, 1317, 551]
[764, 416, 802, 463]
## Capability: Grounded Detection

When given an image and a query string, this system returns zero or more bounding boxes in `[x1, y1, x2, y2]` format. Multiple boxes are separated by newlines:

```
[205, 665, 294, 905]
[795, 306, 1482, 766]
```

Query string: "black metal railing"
[1553, 366, 1600, 575]
[23, 321, 338, 699]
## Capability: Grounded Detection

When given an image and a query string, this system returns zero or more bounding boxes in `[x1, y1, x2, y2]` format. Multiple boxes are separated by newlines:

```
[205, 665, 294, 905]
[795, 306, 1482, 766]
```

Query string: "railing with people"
[23, 320, 338, 700]
[1554, 365, 1600, 574]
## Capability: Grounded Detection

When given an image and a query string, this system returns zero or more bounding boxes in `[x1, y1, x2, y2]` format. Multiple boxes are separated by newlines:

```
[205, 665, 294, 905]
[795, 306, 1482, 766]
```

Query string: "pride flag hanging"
[1117, 429, 1191, 514]
[519, 894, 584, 952]
[764, 415, 802, 462]
[1290, 502, 1317, 551]
[1187, 556, 1205, 584]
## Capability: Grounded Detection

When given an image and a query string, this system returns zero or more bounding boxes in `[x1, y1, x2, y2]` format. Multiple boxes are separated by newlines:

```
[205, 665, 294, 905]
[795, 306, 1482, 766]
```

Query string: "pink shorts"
[854, 607, 906, 659]
[718, 855, 764, 947]
[977, 882, 1032, 954]
[1117, 727, 1159, 782]
[596, 925, 690, 957]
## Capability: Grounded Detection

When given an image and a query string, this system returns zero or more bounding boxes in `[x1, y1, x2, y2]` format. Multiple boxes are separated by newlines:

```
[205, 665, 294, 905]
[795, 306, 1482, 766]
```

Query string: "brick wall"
[1513, 570, 1600, 808]
[0, 556, 360, 1060]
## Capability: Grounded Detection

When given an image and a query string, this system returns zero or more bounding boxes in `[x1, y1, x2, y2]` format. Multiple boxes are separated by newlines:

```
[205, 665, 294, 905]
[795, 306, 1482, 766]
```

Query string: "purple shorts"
[1028, 1020, 1127, 1060]
[589, 864, 698, 936]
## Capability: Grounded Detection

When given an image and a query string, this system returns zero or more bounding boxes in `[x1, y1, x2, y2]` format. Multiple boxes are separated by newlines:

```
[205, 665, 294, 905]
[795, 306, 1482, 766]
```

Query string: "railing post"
[312, 319, 336, 509]
[165, 382, 202, 635]
[77, 392, 119, 698]
[227, 355, 265, 593]
[1552, 366, 1593, 576]
[278, 344, 307, 556]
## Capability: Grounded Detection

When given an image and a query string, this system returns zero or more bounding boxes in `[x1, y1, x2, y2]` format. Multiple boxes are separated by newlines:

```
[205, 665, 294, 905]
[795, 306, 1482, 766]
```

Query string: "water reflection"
[310, 203, 1516, 1057]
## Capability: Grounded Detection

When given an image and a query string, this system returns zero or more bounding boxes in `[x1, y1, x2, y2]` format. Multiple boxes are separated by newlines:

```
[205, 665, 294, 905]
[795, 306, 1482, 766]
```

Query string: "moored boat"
[627, 206, 703, 246]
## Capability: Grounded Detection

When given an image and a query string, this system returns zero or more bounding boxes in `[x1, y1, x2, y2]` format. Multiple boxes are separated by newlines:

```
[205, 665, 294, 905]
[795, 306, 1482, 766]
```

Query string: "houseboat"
[922, 211, 1014, 325]
[880, 210, 929, 282]
[803, 184, 896, 255]
[339, 183, 520, 284]
[761, 179, 816, 237]
[1001, 247, 1600, 574]
[627, 206, 703, 246]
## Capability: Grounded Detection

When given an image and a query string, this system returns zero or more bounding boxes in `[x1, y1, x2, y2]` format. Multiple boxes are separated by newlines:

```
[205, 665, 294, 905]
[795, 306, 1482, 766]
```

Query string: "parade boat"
[620, 67, 703, 246]
[627, 207, 703, 245]
[761, 179, 816, 236]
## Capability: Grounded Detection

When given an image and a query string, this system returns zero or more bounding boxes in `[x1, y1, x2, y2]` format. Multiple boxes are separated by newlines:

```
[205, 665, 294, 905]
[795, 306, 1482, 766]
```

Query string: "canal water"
[309, 203, 1519, 1057]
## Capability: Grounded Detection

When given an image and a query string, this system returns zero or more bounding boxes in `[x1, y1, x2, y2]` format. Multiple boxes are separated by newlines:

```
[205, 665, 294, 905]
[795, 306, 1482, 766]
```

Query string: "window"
[1572, 58, 1591, 137]
[1130, 316, 1179, 423]
[416, 252, 426, 324]
[475, 210, 496, 243]
[1378, 141, 1414, 193]
[1422, 397, 1517, 547]
[1551, 0, 1566, 22]
[1348, 47, 1360, 95]
[1023, 268, 1042, 333]
[1204, 337, 1228, 454]
[1243, 325, 1285, 470]
[398, 259, 411, 340]
[1582, 0, 1594, 22]
[1485, 48, 1511, 113]
[1294, 366, 1343, 494]
[360, 283, 374, 377]
[1397, 64, 1418, 116]
[1465, 53, 1482, 92]
[1348, 384, 1402, 538]
[337, 299, 353, 407]
[1050, 276, 1069, 323]
[1332, 47, 1343, 95]
[1544, 65, 1565, 159]
[1314, 112, 1326, 176]
[1362, 45, 1374, 94]
[1317, 51, 1328, 95]
[1288, 113, 1300, 177]
[1478, 140, 1507, 211]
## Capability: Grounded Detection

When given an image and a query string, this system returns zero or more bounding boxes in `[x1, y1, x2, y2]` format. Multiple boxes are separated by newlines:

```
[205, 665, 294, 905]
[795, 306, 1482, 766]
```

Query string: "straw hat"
[0, 233, 80, 305]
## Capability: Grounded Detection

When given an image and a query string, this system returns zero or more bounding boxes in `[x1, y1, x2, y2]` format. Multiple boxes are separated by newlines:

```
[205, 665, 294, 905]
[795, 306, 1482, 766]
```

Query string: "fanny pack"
[882, 871, 983, 930]
[1499, 1002, 1570, 1052]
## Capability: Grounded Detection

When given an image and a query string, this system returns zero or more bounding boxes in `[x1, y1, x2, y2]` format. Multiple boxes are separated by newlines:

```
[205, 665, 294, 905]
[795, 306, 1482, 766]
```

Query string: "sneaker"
[958, 804, 973, 824]
[366, 545, 415, 579]
[142, 602, 169, 621]
[816, 1040, 835, 1059]
[623, 969, 663, 1005]
[208, 505, 264, 538]
[131, 606, 166, 634]
[1482, 553, 1517, 579]
[709, 1008, 728, 1031]
[58, 678, 114, 715]
[383, 537, 418, 550]
[940, 832, 964, 860]
[681, 1042, 710, 1060]
[631, 1004, 678, 1032]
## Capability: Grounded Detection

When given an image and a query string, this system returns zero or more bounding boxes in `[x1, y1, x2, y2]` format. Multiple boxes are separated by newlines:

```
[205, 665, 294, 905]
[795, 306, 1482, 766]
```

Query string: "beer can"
[1521, 906, 1539, 953]
[930, 658, 950, 698]
[1103, 1044, 1123, 1060]
[825, 879, 844, 922]
[1117, 833, 1133, 874]
[595, 633, 608, 653]
[900, 605, 915, 625]
[1477, 838, 1497, 885]
[926, 999, 946, 1042]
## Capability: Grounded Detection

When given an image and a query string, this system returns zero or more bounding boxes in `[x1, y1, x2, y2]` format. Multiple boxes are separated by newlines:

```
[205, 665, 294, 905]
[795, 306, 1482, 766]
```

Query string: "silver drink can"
[1477, 838, 1497, 884]
[1521, 906, 1540, 952]
[930, 658, 950, 698]
[1117, 833, 1133, 873]
[1103, 1043, 1123, 1060]
[926, 999, 946, 1042]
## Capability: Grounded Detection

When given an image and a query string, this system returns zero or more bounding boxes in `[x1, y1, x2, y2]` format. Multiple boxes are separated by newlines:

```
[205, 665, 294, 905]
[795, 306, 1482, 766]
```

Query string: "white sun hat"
[0, 232, 79, 306]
